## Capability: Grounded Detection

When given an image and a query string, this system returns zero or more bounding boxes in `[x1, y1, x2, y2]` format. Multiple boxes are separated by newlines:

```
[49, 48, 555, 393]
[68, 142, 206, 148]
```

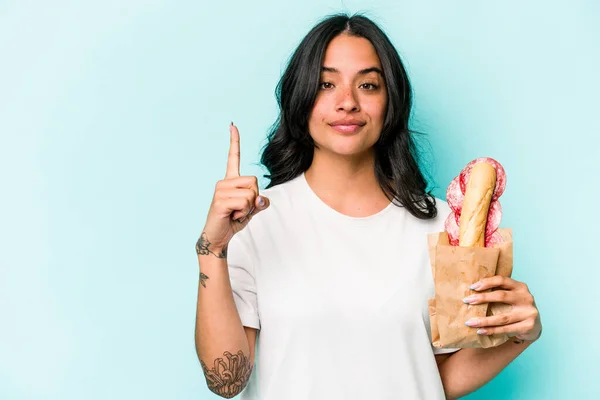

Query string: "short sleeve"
[227, 230, 260, 330]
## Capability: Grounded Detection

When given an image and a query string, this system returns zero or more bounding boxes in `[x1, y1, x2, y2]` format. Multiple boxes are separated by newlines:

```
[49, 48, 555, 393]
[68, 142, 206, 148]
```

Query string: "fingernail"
[462, 295, 477, 304]
[258, 196, 265, 207]
[465, 319, 480, 327]
[477, 329, 488, 335]
[238, 216, 246, 223]
[470, 282, 482, 290]
[230, 121, 234, 126]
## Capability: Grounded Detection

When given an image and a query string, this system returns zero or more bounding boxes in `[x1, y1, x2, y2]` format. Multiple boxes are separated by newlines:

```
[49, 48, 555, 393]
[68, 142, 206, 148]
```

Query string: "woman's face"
[308, 33, 387, 159]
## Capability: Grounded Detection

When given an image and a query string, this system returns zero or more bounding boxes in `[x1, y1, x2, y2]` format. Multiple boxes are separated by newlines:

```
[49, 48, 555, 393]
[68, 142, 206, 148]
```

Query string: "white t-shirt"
[227, 172, 457, 400]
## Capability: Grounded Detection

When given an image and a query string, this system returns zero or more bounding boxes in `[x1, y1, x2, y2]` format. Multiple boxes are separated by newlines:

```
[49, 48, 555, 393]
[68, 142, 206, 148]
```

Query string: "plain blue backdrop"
[1, 0, 598, 398]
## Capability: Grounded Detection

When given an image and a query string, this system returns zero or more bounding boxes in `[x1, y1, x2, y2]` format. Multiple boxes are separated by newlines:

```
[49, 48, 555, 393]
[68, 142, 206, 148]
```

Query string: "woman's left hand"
[462, 276, 542, 341]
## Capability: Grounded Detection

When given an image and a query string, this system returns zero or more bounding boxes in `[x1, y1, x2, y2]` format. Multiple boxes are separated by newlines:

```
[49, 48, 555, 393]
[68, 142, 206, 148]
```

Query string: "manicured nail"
[462, 295, 477, 304]
[238, 216, 246, 223]
[230, 121, 234, 126]
[257, 196, 265, 207]
[470, 282, 482, 290]
[465, 319, 480, 327]
[477, 329, 488, 335]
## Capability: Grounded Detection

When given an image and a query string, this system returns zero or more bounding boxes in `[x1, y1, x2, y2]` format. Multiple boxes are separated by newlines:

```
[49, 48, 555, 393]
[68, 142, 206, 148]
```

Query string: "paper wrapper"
[428, 228, 513, 348]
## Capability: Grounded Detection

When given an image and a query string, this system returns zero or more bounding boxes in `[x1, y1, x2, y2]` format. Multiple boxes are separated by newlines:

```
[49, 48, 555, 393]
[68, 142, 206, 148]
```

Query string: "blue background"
[1, 0, 598, 398]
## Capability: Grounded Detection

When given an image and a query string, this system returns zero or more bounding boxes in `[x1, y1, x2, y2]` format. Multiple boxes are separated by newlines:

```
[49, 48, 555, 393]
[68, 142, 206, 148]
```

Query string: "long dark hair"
[259, 13, 437, 219]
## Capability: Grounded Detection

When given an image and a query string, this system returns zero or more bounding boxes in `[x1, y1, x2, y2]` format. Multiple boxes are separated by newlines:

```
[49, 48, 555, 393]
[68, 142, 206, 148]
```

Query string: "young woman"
[194, 14, 542, 400]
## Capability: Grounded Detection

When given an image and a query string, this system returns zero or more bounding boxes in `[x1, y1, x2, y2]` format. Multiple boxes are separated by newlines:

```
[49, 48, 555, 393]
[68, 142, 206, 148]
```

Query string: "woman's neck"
[304, 151, 391, 218]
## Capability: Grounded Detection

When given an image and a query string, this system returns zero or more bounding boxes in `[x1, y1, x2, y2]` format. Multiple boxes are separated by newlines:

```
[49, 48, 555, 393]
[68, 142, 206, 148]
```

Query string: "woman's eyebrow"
[321, 66, 383, 76]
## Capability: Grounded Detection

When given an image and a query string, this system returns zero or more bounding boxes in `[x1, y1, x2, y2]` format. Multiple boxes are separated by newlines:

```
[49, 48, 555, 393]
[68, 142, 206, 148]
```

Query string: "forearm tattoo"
[199, 272, 209, 288]
[201, 350, 253, 398]
[196, 232, 227, 258]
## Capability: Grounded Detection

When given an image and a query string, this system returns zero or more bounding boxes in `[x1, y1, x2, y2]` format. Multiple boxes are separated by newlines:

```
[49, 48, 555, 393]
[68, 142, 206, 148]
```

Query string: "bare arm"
[435, 338, 536, 399]
[194, 245, 256, 398]
[435, 276, 542, 399]
[194, 123, 268, 398]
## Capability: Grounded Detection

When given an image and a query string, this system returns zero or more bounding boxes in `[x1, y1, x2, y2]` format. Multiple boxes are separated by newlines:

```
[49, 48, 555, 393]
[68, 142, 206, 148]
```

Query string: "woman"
[194, 13, 542, 400]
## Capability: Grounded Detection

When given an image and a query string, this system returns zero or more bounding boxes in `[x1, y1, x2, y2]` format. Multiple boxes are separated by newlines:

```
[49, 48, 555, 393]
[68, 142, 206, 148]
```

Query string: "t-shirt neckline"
[298, 172, 396, 225]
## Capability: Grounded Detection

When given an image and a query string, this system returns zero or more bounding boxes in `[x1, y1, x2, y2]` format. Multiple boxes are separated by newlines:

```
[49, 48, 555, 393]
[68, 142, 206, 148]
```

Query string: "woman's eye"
[319, 82, 333, 89]
[360, 83, 379, 90]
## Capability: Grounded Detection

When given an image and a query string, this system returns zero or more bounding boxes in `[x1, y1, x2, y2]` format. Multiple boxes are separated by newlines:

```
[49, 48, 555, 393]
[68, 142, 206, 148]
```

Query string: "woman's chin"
[318, 144, 375, 159]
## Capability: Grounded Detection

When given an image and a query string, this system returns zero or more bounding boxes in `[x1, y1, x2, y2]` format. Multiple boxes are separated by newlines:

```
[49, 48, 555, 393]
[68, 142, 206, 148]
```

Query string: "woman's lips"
[329, 124, 364, 133]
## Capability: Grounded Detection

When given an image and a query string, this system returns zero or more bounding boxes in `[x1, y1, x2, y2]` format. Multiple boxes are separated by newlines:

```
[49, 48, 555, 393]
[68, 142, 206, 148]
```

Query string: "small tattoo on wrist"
[196, 232, 228, 258]
[200, 272, 209, 288]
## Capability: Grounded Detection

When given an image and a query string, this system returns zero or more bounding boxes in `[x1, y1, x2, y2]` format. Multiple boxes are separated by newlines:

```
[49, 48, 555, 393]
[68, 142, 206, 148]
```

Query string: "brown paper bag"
[428, 228, 514, 349]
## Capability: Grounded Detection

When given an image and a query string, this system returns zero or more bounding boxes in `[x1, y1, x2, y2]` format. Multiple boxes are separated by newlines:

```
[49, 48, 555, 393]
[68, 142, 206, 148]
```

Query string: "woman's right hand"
[197, 123, 270, 257]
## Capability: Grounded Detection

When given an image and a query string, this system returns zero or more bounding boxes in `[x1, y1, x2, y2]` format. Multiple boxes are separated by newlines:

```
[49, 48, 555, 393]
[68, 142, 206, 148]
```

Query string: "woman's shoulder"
[434, 197, 451, 220]
[405, 196, 451, 234]
[242, 175, 304, 230]
[258, 174, 306, 207]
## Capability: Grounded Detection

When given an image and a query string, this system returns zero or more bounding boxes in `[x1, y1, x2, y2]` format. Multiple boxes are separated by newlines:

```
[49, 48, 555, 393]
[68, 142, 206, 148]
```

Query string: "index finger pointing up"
[225, 122, 240, 178]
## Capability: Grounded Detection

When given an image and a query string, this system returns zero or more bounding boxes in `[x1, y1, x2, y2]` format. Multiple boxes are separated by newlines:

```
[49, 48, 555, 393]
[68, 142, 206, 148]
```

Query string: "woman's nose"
[336, 86, 360, 112]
